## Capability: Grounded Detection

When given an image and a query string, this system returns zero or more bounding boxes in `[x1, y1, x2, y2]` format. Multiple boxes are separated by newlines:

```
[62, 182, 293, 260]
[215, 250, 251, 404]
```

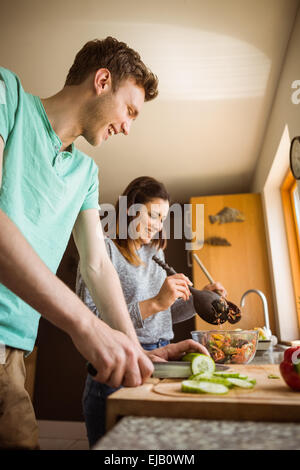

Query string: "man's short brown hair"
[65, 37, 158, 102]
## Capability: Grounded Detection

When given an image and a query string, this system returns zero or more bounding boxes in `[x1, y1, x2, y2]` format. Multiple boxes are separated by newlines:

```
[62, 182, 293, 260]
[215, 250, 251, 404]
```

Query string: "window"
[293, 184, 300, 249]
[281, 171, 300, 327]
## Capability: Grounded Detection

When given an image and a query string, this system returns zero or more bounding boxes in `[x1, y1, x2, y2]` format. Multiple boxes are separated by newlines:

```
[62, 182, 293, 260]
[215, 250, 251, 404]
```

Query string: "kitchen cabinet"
[190, 193, 276, 333]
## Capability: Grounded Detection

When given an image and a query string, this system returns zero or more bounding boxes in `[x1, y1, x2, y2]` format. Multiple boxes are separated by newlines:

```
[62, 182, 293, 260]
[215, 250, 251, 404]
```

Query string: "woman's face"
[134, 198, 170, 246]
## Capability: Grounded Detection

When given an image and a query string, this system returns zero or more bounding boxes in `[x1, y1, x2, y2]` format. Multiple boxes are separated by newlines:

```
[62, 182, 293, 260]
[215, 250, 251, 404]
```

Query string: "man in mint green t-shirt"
[0, 37, 206, 450]
[0, 37, 207, 449]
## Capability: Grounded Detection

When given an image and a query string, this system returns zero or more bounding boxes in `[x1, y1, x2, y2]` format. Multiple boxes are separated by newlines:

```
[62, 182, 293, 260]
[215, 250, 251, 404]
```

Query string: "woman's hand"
[145, 339, 210, 363]
[154, 274, 193, 311]
[203, 281, 227, 298]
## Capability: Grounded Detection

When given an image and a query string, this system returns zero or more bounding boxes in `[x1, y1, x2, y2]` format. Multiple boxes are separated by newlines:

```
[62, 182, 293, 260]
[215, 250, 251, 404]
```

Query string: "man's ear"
[94, 68, 111, 96]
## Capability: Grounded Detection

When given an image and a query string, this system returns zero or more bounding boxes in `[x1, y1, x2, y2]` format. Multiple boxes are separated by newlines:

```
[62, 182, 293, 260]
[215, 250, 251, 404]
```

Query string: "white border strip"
[0, 80, 6, 105]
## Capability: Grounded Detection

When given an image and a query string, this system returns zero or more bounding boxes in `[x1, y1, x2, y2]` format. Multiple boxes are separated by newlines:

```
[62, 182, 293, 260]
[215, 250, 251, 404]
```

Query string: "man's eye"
[128, 108, 136, 120]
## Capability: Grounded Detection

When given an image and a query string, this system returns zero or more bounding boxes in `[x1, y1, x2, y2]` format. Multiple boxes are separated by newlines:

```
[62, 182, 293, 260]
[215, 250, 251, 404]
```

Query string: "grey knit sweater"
[76, 238, 196, 345]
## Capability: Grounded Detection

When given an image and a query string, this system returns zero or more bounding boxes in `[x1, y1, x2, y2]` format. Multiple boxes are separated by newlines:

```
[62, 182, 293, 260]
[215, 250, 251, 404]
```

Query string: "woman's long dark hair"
[114, 176, 170, 265]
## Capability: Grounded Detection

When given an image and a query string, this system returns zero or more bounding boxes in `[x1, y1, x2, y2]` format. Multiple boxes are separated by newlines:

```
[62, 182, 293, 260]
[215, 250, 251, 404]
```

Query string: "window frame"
[281, 170, 300, 328]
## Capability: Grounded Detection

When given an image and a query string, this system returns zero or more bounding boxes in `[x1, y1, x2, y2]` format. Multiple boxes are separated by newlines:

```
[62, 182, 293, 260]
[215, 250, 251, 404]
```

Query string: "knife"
[87, 361, 229, 379]
[152, 361, 229, 378]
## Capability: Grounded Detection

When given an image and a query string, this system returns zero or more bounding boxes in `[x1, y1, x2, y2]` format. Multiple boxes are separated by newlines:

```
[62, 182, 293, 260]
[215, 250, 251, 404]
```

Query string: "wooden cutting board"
[106, 365, 300, 431]
[153, 364, 288, 399]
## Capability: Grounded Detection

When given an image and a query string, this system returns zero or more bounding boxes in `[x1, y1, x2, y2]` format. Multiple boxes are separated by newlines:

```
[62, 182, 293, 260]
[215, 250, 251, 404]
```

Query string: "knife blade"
[87, 361, 229, 379]
[152, 361, 229, 379]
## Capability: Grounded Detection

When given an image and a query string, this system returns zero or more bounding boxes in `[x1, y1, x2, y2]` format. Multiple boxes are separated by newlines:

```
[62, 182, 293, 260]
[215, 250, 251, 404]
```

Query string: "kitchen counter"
[94, 416, 300, 450]
[251, 344, 286, 364]
[94, 345, 300, 450]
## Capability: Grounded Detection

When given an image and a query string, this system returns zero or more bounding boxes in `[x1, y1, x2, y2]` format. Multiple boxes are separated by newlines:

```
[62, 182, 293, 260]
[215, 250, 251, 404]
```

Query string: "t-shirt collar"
[33, 95, 74, 156]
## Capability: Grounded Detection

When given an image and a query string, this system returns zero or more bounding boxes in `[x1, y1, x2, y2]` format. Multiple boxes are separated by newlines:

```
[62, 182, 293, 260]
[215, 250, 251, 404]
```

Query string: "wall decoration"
[204, 236, 231, 246]
[209, 206, 245, 224]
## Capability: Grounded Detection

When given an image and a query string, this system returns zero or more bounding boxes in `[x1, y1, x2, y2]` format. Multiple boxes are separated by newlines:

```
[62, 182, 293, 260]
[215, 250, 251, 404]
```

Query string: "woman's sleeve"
[75, 265, 99, 317]
[158, 248, 196, 324]
[106, 238, 145, 329]
[74, 238, 113, 318]
[127, 302, 145, 329]
[171, 296, 196, 324]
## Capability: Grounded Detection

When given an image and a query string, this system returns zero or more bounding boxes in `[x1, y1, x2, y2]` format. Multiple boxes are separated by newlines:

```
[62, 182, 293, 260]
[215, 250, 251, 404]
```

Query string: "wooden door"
[190, 193, 276, 333]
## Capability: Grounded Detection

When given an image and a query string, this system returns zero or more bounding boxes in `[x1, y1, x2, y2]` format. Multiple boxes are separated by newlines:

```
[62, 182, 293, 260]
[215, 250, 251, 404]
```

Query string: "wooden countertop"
[106, 364, 300, 431]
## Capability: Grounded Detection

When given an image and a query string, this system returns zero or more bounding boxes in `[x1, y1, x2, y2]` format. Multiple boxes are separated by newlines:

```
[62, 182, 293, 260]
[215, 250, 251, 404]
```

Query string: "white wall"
[0, 0, 298, 204]
[252, 7, 300, 341]
[252, 7, 300, 191]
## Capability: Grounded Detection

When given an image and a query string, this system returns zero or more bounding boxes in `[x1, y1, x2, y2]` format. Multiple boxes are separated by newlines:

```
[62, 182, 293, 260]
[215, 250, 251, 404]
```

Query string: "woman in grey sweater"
[76, 176, 225, 447]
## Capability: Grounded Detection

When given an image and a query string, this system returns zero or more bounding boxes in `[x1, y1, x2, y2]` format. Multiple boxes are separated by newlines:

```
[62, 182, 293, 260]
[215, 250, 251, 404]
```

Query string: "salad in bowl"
[191, 330, 259, 364]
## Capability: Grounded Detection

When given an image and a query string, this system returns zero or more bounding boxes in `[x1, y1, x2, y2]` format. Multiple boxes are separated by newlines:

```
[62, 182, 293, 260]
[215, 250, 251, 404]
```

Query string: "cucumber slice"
[226, 378, 255, 389]
[188, 372, 212, 381]
[182, 353, 203, 362]
[182, 380, 229, 395]
[192, 355, 216, 375]
[214, 372, 256, 384]
[213, 371, 241, 378]
[182, 354, 215, 375]
[191, 374, 233, 388]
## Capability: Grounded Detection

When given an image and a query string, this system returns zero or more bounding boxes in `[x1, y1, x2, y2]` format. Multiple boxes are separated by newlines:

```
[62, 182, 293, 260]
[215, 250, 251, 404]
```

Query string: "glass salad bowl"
[191, 329, 259, 364]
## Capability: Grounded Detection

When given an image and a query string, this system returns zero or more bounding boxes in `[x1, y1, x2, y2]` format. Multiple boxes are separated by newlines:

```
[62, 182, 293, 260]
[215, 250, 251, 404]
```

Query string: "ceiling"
[1, 0, 299, 204]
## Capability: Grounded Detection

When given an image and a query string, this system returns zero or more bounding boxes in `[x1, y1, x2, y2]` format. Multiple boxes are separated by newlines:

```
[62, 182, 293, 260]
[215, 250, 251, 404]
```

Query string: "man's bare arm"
[0, 142, 152, 385]
[0, 137, 86, 333]
[72, 208, 141, 346]
[0, 206, 93, 337]
[0, 208, 154, 386]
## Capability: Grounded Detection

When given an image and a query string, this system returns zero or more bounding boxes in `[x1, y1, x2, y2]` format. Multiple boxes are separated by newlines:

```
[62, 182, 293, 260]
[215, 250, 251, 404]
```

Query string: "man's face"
[82, 77, 145, 146]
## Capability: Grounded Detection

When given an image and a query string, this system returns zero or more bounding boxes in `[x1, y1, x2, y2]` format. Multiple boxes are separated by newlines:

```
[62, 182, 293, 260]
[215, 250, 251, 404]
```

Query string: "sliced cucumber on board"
[226, 378, 255, 388]
[182, 353, 215, 375]
[180, 353, 257, 394]
[187, 373, 233, 387]
[213, 371, 241, 378]
[182, 380, 229, 395]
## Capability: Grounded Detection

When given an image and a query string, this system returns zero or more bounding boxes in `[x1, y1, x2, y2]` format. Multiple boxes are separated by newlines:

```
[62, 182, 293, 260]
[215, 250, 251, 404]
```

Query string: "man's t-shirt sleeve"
[0, 67, 18, 145]
[80, 161, 100, 212]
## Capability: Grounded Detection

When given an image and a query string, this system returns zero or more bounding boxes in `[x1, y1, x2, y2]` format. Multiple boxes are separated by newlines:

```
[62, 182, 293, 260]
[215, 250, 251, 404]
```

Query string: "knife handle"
[87, 362, 97, 377]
